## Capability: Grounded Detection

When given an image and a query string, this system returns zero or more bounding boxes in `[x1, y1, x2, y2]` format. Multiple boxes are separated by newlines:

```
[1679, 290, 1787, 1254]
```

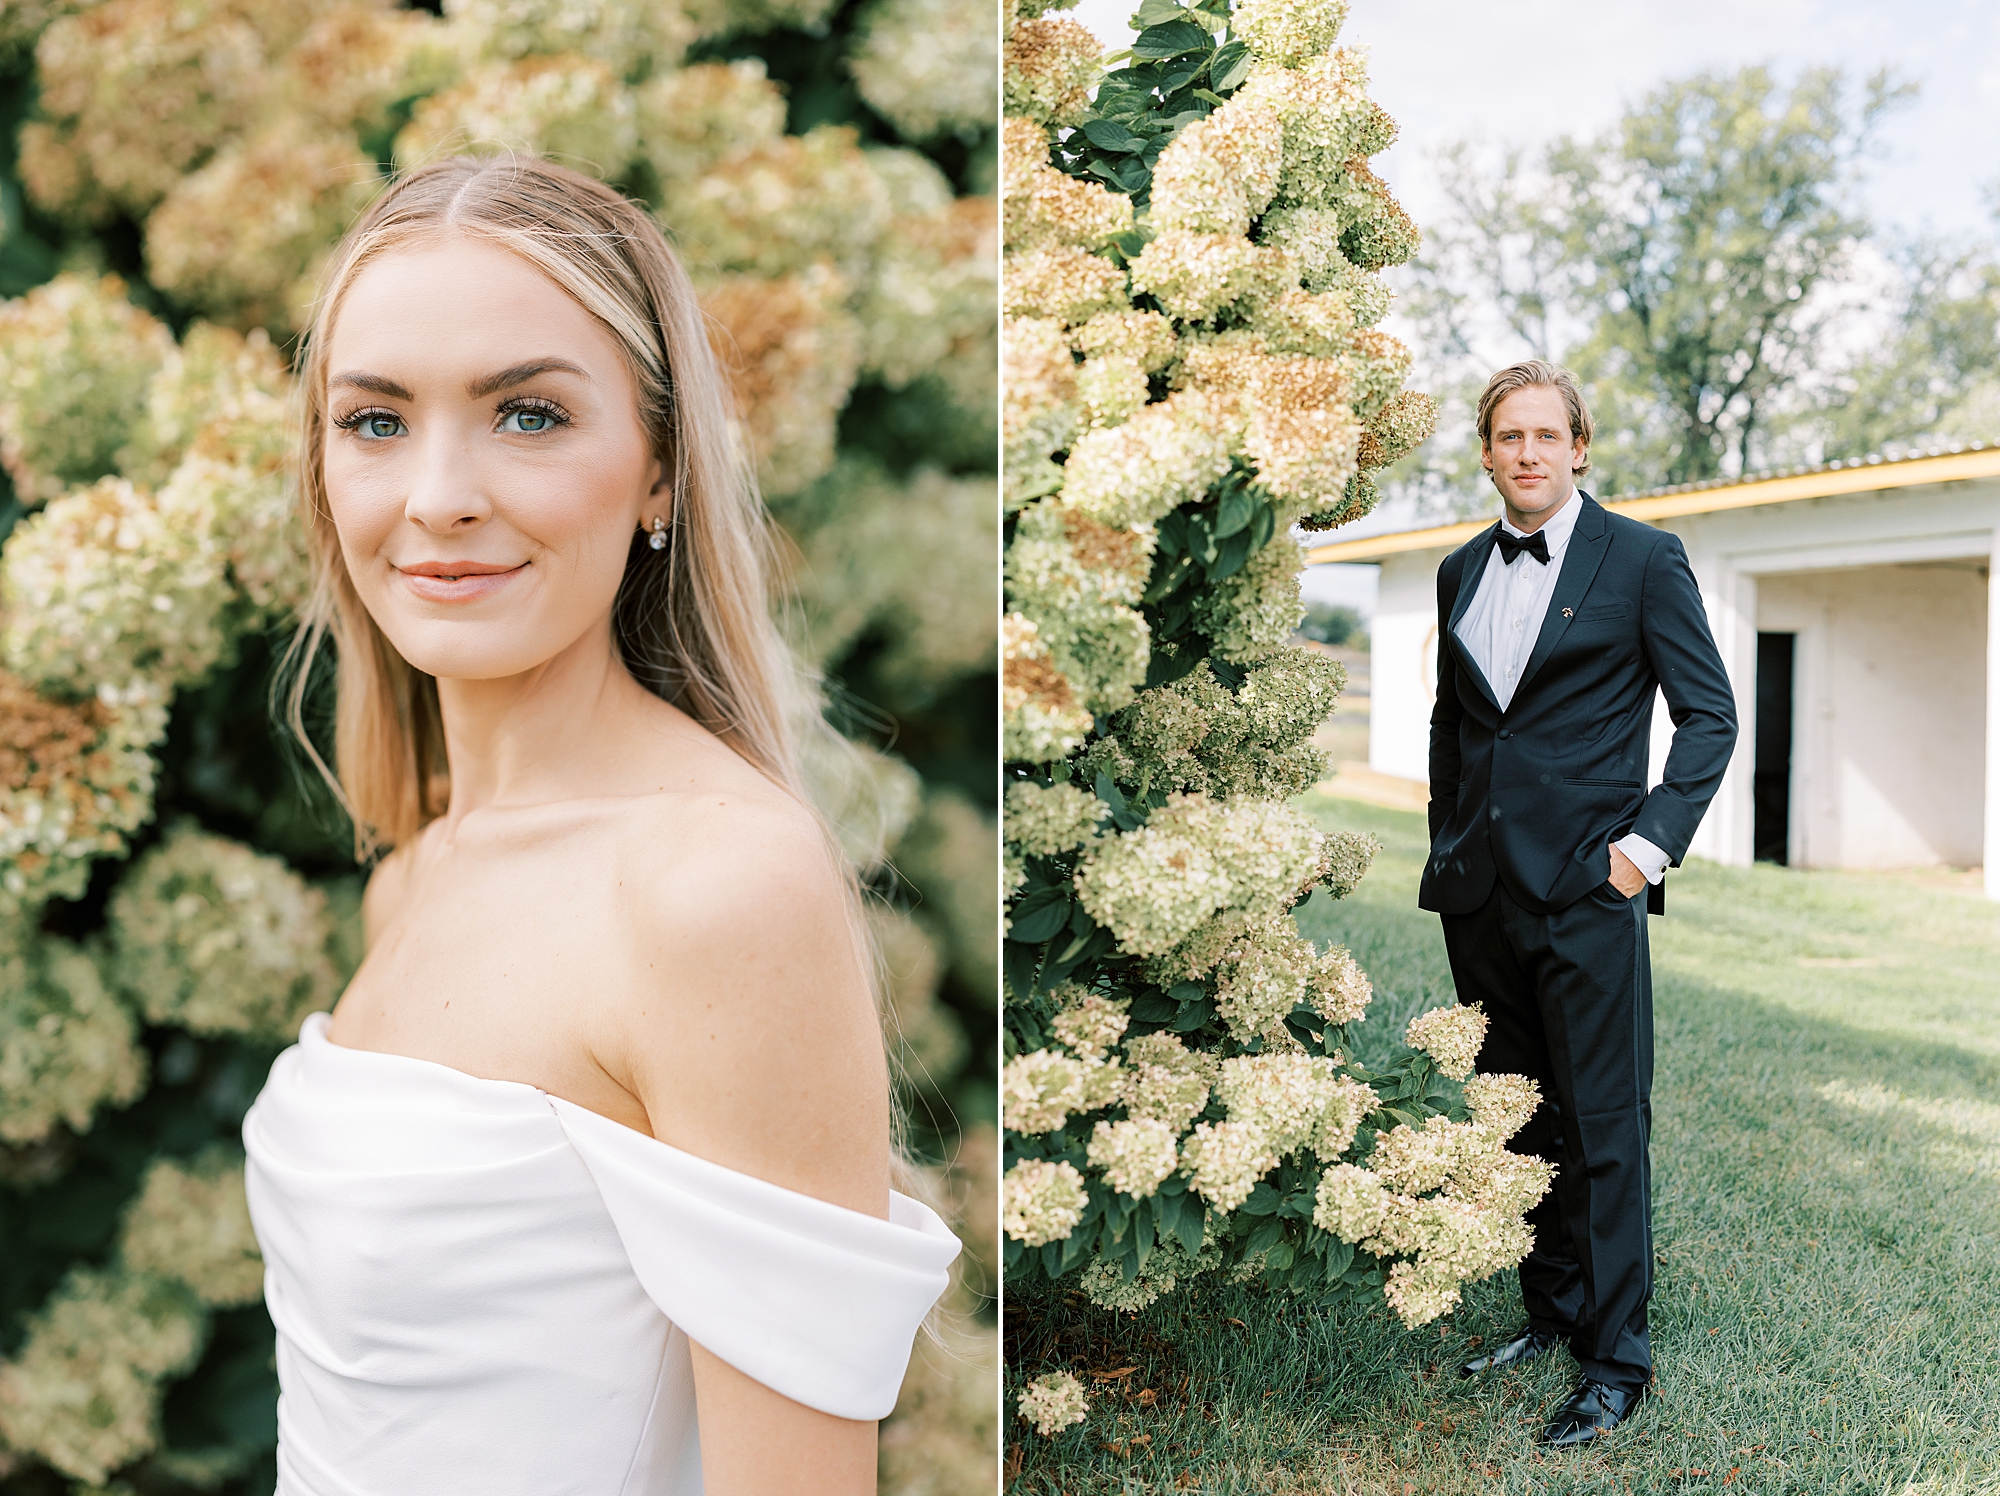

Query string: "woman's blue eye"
[501, 408, 557, 434]
[361, 414, 403, 440]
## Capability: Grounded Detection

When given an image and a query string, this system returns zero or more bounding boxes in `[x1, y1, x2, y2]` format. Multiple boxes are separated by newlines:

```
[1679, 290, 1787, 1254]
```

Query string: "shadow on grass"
[1005, 796, 2000, 1495]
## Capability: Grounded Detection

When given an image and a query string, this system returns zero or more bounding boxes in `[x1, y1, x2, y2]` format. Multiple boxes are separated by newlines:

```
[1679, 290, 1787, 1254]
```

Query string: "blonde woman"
[239, 155, 959, 1495]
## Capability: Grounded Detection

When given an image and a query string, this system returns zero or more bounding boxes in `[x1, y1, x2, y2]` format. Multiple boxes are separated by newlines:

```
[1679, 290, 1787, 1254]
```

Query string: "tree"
[1817, 236, 2000, 459]
[1385, 64, 1985, 516]
[1296, 601, 1361, 647]
[1557, 66, 1908, 486]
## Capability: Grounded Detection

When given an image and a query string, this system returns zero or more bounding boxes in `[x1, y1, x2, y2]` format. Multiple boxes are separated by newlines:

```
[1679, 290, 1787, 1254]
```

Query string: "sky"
[1065, 0, 2000, 615]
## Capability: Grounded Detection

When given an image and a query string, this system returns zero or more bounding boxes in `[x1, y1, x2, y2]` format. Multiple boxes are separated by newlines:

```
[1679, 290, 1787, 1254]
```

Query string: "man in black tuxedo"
[1420, 361, 1736, 1445]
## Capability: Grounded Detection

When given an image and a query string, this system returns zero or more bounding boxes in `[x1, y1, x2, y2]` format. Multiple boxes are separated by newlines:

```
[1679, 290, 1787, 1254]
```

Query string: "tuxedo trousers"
[1439, 878, 1654, 1392]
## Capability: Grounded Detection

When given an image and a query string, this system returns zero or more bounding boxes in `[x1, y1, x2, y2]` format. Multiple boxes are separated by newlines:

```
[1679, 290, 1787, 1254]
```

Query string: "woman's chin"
[384, 628, 554, 684]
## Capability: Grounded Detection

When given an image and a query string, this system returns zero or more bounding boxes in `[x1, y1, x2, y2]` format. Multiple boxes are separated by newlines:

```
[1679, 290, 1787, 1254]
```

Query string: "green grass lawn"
[1005, 792, 2000, 1495]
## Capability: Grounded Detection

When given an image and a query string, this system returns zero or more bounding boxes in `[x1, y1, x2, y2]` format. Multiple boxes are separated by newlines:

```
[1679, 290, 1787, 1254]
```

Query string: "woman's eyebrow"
[330, 371, 414, 399]
[467, 358, 590, 397]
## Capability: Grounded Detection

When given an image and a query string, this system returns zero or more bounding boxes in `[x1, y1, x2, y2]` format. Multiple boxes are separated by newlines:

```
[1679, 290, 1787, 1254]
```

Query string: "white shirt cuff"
[1614, 833, 1671, 885]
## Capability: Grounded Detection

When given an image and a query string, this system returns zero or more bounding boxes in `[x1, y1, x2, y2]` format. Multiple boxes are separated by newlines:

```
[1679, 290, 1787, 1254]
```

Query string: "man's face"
[1481, 385, 1586, 526]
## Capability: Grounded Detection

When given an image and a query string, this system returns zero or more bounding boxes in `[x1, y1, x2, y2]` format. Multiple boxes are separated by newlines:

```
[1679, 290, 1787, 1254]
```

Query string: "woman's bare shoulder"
[608, 779, 858, 1012]
[600, 780, 890, 1214]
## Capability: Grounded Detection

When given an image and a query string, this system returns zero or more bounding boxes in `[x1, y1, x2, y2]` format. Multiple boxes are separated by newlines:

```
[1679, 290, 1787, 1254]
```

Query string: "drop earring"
[648, 515, 667, 551]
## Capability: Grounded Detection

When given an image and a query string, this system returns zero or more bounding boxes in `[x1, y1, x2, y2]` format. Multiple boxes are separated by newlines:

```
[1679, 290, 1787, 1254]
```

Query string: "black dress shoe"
[1458, 1328, 1560, 1378]
[1539, 1377, 1644, 1447]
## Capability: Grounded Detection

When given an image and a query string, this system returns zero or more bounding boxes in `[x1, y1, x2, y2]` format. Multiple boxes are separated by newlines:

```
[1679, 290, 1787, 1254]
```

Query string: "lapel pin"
[1561, 607, 1574, 618]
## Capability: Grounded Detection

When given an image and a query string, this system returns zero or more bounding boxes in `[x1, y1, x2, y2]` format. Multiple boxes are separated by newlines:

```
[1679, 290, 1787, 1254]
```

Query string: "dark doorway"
[1753, 632, 1795, 864]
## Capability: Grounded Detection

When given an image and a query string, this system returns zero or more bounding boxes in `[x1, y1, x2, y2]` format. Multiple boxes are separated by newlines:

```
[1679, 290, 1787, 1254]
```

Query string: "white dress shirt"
[1455, 493, 1670, 886]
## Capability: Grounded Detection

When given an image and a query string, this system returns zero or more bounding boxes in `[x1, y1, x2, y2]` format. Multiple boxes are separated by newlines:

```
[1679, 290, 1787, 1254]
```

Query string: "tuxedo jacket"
[1418, 493, 1738, 916]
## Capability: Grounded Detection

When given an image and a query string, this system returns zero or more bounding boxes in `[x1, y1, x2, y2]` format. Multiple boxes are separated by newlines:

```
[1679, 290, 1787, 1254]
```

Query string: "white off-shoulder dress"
[241, 1013, 959, 1496]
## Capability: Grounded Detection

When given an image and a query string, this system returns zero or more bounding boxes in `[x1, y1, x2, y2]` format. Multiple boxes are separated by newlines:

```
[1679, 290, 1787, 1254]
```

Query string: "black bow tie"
[1495, 528, 1550, 566]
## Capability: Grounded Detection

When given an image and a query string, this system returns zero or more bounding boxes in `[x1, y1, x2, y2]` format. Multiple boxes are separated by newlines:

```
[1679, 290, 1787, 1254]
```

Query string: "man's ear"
[1479, 443, 1493, 473]
[1572, 441, 1589, 474]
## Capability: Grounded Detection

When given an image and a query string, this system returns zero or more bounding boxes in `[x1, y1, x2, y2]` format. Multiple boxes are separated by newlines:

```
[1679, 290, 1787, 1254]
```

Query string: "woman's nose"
[402, 426, 491, 532]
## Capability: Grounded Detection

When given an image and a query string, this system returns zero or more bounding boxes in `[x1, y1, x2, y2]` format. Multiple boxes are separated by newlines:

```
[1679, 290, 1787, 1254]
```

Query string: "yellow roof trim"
[1303, 446, 2000, 565]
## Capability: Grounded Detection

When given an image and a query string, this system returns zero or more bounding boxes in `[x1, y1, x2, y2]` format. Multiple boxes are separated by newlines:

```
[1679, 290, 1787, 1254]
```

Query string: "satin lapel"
[1513, 494, 1610, 701]
[1445, 524, 1503, 710]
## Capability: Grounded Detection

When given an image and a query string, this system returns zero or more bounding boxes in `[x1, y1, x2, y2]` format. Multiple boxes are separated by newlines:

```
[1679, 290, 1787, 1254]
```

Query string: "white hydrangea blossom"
[1058, 392, 1236, 530]
[1383, 1256, 1461, 1329]
[0, 476, 234, 693]
[1077, 1220, 1220, 1311]
[1463, 1072, 1541, 1143]
[1216, 1050, 1343, 1155]
[1073, 794, 1323, 957]
[1002, 316, 1079, 506]
[105, 824, 342, 1042]
[1084, 1116, 1178, 1198]
[1016, 1369, 1089, 1436]
[1234, 0, 1350, 67]
[1317, 828, 1380, 899]
[1003, 503, 1153, 719]
[1001, 1048, 1093, 1134]
[1366, 1114, 1478, 1196]
[0, 673, 169, 914]
[1126, 230, 1290, 323]
[117, 1145, 264, 1307]
[1446, 1146, 1556, 1221]
[1002, 1158, 1089, 1246]
[663, 125, 892, 284]
[1003, 15, 1100, 127]
[117, 320, 291, 488]
[446, 0, 692, 75]
[144, 120, 381, 336]
[848, 0, 997, 141]
[1213, 920, 1315, 1040]
[1119, 1030, 1217, 1131]
[1310, 942, 1372, 1024]
[631, 59, 788, 188]
[1405, 1001, 1488, 1080]
[1191, 534, 1306, 662]
[0, 917, 148, 1145]
[1003, 612, 1094, 765]
[1178, 1119, 1277, 1212]
[797, 726, 921, 877]
[1312, 1160, 1388, 1241]
[855, 192, 996, 396]
[1050, 989, 1129, 1061]
[1003, 780, 1102, 858]
[158, 451, 308, 620]
[0, 273, 172, 503]
[1003, 244, 1130, 327]
[1310, 1072, 1374, 1158]
[0, 1266, 206, 1483]
[1073, 353, 1149, 429]
[395, 54, 639, 176]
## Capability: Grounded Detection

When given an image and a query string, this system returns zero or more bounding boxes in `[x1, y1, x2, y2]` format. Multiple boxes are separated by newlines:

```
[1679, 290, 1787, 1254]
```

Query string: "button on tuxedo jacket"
[1418, 493, 1738, 916]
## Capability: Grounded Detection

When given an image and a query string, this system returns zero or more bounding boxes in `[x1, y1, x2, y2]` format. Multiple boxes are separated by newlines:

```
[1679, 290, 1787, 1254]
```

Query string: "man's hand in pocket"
[1606, 843, 1646, 897]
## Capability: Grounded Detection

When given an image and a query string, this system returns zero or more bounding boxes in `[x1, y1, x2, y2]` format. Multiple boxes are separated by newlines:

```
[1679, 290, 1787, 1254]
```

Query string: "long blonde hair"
[276, 155, 944, 1236]
[279, 153, 810, 860]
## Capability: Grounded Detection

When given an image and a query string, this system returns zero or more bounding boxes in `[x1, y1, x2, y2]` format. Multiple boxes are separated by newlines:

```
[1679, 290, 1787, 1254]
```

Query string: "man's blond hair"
[1477, 359, 1593, 477]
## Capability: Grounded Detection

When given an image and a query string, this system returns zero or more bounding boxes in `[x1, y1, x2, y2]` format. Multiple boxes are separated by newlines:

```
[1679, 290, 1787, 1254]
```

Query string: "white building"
[1306, 445, 2000, 895]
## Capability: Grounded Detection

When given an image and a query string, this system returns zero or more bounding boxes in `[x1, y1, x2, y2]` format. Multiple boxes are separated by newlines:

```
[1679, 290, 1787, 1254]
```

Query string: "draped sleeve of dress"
[240, 1014, 959, 1496]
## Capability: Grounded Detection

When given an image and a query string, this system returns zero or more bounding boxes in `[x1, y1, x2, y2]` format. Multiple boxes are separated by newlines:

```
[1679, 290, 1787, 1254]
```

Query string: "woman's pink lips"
[399, 563, 527, 602]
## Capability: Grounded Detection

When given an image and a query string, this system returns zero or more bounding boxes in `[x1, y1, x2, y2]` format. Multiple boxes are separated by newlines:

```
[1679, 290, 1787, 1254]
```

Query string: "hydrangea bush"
[0, 0, 997, 1487]
[1001, 0, 1551, 1434]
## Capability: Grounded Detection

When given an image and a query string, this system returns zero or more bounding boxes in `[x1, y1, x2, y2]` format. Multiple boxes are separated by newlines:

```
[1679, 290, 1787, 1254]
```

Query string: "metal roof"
[1303, 442, 2000, 565]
